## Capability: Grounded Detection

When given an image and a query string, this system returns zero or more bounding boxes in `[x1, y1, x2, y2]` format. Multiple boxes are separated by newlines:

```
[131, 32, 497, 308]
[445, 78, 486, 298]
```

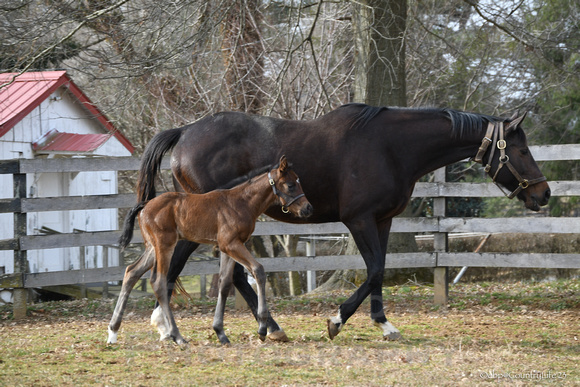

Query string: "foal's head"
[270, 155, 313, 218]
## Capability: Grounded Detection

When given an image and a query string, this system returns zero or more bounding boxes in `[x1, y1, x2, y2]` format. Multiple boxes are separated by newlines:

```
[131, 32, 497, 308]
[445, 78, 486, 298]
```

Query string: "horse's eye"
[519, 148, 529, 156]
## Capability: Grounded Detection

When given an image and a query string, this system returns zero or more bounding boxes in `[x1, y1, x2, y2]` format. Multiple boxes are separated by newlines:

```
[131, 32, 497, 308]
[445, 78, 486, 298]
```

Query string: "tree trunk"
[352, 0, 407, 107]
[319, 0, 415, 291]
[222, 0, 264, 113]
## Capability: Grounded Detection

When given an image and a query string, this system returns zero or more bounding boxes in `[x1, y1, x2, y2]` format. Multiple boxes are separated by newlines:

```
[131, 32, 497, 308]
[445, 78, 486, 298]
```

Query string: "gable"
[0, 71, 134, 154]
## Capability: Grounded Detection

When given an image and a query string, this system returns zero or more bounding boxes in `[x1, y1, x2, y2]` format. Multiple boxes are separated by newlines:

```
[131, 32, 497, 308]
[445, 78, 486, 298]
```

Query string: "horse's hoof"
[267, 329, 289, 342]
[327, 319, 341, 340]
[384, 331, 402, 341]
[258, 334, 266, 342]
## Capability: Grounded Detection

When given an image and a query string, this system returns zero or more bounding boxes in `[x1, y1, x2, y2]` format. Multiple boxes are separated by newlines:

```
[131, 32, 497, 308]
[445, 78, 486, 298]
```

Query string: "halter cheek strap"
[474, 122, 547, 199]
[268, 171, 305, 213]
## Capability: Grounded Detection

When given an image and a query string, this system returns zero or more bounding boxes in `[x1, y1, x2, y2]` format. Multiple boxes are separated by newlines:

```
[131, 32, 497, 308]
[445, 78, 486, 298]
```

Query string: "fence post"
[306, 237, 316, 292]
[13, 168, 28, 319]
[433, 167, 449, 305]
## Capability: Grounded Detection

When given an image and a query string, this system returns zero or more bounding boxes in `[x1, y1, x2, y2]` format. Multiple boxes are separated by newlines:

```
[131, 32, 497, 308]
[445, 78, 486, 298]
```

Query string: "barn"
[0, 71, 134, 287]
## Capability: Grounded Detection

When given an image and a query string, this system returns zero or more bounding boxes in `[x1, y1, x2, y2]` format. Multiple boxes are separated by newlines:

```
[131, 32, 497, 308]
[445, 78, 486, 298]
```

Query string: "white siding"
[0, 84, 126, 275]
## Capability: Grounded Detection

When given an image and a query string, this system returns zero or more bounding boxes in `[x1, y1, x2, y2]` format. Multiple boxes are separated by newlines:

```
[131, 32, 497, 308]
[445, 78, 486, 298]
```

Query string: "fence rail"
[1, 144, 579, 318]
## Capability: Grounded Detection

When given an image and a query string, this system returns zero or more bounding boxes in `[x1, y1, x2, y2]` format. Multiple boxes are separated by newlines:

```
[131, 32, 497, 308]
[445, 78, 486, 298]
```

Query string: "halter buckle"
[497, 140, 506, 150]
[519, 179, 529, 189]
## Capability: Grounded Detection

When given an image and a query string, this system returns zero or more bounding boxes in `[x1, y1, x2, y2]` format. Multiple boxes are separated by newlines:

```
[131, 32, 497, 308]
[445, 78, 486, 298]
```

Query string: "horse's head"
[270, 155, 313, 218]
[482, 112, 550, 211]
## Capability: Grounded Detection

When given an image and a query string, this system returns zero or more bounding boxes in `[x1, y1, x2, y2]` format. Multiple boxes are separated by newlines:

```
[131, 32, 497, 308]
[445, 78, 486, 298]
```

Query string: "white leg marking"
[374, 320, 402, 340]
[330, 311, 343, 331]
[150, 305, 171, 341]
[107, 327, 118, 344]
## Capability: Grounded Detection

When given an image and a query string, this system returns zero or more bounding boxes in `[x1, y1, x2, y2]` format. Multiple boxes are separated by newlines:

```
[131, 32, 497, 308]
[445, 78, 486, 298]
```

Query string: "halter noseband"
[268, 171, 305, 213]
[473, 121, 546, 199]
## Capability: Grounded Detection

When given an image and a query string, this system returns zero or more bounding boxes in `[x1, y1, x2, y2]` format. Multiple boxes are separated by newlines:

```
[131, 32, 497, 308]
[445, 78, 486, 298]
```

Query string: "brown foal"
[107, 156, 312, 344]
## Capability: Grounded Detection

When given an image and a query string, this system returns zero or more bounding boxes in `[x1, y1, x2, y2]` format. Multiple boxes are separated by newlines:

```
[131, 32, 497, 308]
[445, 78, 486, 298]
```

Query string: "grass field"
[0, 279, 578, 386]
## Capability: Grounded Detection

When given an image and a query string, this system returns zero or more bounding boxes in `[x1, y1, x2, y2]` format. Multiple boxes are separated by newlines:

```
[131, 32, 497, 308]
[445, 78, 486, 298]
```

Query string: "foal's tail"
[137, 127, 185, 203]
[119, 202, 147, 250]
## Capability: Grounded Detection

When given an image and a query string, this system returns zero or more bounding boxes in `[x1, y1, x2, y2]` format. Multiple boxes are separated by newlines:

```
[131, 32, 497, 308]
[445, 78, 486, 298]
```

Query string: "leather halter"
[473, 121, 547, 199]
[268, 171, 305, 213]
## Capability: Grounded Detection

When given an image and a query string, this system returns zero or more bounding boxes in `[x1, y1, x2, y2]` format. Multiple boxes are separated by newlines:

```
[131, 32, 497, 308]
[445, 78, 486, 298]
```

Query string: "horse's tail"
[119, 201, 147, 250]
[137, 127, 185, 202]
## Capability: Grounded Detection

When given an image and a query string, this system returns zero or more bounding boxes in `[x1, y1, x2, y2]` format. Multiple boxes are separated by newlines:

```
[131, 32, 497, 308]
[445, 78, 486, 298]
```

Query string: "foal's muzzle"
[299, 203, 314, 218]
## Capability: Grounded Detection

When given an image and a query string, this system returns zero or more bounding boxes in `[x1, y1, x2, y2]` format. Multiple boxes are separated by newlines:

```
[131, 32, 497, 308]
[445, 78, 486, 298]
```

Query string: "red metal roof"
[32, 129, 111, 153]
[0, 71, 134, 154]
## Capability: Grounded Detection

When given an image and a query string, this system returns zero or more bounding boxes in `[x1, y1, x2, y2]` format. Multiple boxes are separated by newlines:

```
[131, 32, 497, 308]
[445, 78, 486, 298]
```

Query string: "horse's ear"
[506, 111, 527, 132]
[279, 155, 288, 173]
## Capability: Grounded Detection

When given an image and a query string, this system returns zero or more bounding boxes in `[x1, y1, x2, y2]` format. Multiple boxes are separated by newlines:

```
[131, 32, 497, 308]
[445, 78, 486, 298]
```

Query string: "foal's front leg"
[222, 242, 269, 340]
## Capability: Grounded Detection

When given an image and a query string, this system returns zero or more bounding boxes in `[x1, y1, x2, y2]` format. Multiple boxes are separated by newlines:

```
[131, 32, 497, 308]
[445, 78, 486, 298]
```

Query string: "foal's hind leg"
[151, 240, 198, 340]
[107, 248, 155, 344]
[150, 243, 187, 345]
[212, 252, 236, 345]
[222, 242, 269, 341]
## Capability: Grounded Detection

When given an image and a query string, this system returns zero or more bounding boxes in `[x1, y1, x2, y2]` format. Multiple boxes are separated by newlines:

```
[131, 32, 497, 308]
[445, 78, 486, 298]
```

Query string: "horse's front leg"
[107, 248, 155, 344]
[212, 252, 236, 345]
[327, 217, 401, 341]
[371, 219, 402, 340]
[222, 242, 269, 341]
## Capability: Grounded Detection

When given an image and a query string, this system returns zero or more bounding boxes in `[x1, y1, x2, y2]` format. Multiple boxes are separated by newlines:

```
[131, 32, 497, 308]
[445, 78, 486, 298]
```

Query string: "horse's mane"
[442, 108, 500, 138]
[341, 103, 501, 138]
[342, 103, 388, 131]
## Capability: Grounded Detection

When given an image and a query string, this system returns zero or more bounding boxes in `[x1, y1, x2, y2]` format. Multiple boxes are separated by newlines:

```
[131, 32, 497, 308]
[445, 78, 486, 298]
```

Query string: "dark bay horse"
[137, 103, 550, 342]
[107, 156, 312, 344]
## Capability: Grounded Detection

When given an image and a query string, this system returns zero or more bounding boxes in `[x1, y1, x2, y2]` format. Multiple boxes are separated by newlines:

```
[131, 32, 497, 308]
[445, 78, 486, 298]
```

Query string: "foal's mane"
[342, 103, 502, 138]
[218, 162, 278, 190]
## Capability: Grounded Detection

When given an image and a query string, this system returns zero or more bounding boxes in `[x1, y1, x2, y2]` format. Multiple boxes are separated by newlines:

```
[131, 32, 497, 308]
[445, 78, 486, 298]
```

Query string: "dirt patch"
[1, 280, 578, 386]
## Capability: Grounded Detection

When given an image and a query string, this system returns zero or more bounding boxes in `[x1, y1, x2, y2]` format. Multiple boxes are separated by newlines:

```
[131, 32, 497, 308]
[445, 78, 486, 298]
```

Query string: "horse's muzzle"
[532, 187, 551, 207]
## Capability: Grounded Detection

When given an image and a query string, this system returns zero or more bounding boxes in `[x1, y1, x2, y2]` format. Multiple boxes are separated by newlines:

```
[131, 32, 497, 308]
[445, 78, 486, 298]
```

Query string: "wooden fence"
[1, 144, 579, 318]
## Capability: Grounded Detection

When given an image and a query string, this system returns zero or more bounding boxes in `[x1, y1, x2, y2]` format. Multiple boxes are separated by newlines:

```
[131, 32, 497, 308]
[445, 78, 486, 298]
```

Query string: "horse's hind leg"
[231, 261, 288, 342]
[151, 240, 199, 340]
[107, 248, 155, 344]
[212, 252, 236, 345]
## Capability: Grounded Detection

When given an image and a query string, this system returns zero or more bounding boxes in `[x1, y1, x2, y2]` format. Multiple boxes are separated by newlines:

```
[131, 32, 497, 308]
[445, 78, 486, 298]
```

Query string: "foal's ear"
[506, 111, 527, 132]
[279, 155, 288, 173]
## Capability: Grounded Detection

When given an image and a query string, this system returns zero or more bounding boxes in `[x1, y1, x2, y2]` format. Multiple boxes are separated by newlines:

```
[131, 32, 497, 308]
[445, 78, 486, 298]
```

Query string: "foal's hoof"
[327, 319, 341, 340]
[174, 337, 188, 346]
[267, 329, 289, 342]
[384, 331, 402, 341]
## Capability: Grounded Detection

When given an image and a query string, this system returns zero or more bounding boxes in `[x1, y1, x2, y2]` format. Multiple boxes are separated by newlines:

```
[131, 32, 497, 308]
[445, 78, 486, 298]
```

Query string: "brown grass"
[0, 279, 578, 386]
